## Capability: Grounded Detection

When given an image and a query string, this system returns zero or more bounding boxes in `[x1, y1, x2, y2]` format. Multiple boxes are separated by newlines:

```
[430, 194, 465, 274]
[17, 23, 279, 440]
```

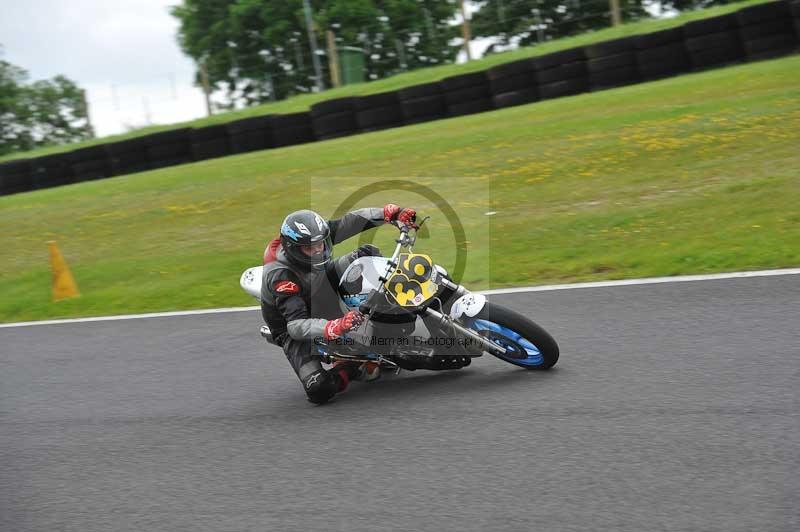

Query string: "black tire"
[400, 95, 445, 120]
[487, 58, 537, 79]
[493, 88, 539, 109]
[689, 46, 744, 70]
[636, 42, 689, 64]
[312, 110, 357, 138]
[71, 158, 114, 182]
[684, 13, 739, 37]
[533, 47, 585, 70]
[471, 301, 559, 370]
[536, 61, 587, 84]
[356, 104, 404, 131]
[271, 111, 311, 129]
[67, 144, 109, 163]
[310, 97, 355, 117]
[398, 82, 441, 100]
[634, 27, 684, 49]
[538, 78, 589, 100]
[739, 18, 794, 41]
[354, 91, 399, 111]
[191, 124, 228, 142]
[0, 159, 35, 195]
[191, 138, 231, 160]
[489, 71, 538, 94]
[584, 36, 636, 59]
[444, 84, 491, 105]
[638, 58, 690, 81]
[685, 31, 741, 53]
[446, 98, 493, 117]
[143, 128, 192, 145]
[589, 65, 640, 90]
[737, 2, 790, 25]
[587, 51, 637, 72]
[440, 71, 488, 91]
[31, 153, 74, 188]
[272, 125, 315, 147]
[107, 138, 150, 175]
[147, 141, 192, 160]
[743, 33, 798, 56]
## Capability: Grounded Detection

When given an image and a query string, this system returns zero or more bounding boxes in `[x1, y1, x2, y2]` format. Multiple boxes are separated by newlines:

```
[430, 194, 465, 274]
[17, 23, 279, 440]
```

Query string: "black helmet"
[280, 210, 333, 270]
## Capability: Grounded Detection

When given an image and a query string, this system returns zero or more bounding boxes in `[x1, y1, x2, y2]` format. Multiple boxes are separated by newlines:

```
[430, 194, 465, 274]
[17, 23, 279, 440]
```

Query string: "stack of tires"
[533, 48, 589, 100]
[145, 128, 194, 169]
[793, 1, 800, 36]
[68, 145, 114, 182]
[0, 159, 34, 195]
[311, 98, 358, 140]
[32, 153, 73, 189]
[441, 72, 493, 117]
[190, 125, 231, 161]
[684, 14, 744, 71]
[737, 1, 799, 60]
[226, 116, 274, 155]
[271, 112, 315, 148]
[107, 137, 150, 176]
[634, 27, 691, 82]
[585, 37, 641, 91]
[487, 58, 539, 109]
[354, 92, 404, 132]
[398, 83, 446, 125]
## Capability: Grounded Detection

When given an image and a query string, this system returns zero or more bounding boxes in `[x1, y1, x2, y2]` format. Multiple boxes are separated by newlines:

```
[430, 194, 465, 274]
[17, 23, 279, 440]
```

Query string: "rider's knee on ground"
[302, 369, 344, 404]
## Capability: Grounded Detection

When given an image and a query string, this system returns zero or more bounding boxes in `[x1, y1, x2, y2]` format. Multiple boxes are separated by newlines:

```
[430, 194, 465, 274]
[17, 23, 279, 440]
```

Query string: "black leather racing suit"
[260, 208, 387, 403]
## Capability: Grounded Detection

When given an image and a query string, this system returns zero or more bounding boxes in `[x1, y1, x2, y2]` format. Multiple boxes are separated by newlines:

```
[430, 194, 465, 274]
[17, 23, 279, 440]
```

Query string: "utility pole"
[199, 61, 213, 117]
[610, 0, 622, 27]
[80, 89, 95, 138]
[460, 0, 473, 61]
[302, 0, 325, 92]
[326, 30, 341, 88]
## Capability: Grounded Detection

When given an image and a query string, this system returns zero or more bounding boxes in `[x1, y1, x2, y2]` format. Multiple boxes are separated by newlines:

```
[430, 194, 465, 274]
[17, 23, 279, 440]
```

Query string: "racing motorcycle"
[239, 218, 559, 373]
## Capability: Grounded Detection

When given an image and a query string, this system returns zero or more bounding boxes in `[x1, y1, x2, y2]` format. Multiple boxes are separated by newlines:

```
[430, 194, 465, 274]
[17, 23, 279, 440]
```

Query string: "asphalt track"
[1, 274, 798, 532]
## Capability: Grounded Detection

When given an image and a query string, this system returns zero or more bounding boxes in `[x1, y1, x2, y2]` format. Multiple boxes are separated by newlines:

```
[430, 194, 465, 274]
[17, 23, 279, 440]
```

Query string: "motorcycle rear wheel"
[468, 301, 559, 370]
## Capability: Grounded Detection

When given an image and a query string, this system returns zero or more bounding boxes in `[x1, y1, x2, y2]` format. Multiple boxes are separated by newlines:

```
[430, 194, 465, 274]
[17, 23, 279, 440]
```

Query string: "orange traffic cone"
[48, 241, 80, 301]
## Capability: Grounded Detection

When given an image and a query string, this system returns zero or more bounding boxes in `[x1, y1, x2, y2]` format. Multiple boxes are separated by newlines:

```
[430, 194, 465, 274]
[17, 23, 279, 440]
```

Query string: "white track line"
[2, 268, 798, 329]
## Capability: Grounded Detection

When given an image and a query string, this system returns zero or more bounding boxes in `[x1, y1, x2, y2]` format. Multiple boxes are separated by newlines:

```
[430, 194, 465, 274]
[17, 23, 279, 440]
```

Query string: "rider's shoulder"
[265, 266, 303, 296]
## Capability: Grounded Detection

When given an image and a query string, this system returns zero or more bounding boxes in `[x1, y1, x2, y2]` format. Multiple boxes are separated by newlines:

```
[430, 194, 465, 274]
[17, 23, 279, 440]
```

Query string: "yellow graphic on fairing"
[384, 253, 438, 307]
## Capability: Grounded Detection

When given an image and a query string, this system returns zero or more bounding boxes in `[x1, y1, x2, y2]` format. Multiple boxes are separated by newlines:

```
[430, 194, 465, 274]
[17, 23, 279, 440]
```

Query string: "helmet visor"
[293, 236, 333, 269]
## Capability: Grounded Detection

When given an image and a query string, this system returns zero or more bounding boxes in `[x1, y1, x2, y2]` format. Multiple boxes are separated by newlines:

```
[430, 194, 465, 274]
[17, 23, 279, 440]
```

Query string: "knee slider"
[303, 370, 340, 404]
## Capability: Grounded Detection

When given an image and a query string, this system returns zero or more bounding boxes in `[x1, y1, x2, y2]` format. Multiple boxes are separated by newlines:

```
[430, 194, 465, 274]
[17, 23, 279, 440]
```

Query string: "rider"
[261, 205, 419, 404]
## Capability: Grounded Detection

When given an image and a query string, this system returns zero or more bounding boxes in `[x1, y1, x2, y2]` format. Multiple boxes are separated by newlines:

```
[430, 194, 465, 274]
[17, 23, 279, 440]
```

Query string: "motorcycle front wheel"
[467, 301, 559, 370]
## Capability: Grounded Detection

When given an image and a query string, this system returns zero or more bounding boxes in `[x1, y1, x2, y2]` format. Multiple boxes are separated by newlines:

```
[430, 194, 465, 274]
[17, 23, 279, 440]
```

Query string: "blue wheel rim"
[469, 319, 544, 367]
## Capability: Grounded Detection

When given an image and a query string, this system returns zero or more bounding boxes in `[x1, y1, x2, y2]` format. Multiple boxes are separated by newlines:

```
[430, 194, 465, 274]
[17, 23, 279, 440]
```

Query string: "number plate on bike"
[384, 253, 438, 307]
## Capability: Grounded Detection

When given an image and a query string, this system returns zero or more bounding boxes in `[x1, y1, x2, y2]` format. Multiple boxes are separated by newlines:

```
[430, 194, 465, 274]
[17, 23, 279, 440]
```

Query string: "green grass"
[0, 0, 777, 163]
[1, 54, 798, 323]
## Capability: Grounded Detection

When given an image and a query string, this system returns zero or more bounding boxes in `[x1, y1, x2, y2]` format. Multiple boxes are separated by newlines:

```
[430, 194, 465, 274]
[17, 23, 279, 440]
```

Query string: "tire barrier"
[226, 116, 274, 155]
[311, 97, 358, 140]
[68, 145, 114, 182]
[107, 137, 151, 176]
[2, 1, 799, 196]
[354, 91, 404, 132]
[737, 2, 799, 60]
[533, 48, 589, 100]
[441, 72, 493, 117]
[585, 37, 641, 91]
[190, 124, 232, 161]
[634, 27, 691, 81]
[685, 13, 745, 70]
[0, 159, 34, 195]
[398, 82, 446, 125]
[488, 58, 540, 109]
[145, 128, 193, 170]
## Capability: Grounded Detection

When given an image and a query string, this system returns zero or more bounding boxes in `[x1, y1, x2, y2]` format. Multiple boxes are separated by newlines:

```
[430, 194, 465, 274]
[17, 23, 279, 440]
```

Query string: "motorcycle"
[239, 217, 559, 373]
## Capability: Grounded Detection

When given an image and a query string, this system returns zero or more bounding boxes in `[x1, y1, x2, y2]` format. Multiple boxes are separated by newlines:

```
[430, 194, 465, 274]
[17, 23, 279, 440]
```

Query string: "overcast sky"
[0, 0, 206, 137]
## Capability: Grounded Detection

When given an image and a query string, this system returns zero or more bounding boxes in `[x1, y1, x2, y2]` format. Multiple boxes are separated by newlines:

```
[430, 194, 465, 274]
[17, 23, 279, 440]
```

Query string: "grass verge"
[0, 54, 798, 323]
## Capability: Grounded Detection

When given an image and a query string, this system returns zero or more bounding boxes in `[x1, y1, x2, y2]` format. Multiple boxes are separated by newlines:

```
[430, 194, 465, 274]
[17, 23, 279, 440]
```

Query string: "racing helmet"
[280, 210, 333, 270]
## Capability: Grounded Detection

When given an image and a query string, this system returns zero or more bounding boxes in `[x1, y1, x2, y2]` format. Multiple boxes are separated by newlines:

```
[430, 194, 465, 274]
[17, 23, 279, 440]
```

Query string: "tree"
[0, 51, 93, 156]
[170, 0, 460, 106]
[471, 0, 652, 49]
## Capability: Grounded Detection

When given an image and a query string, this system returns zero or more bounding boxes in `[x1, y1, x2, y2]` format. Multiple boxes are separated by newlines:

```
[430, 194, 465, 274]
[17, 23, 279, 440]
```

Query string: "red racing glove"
[383, 204, 418, 228]
[324, 311, 365, 340]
